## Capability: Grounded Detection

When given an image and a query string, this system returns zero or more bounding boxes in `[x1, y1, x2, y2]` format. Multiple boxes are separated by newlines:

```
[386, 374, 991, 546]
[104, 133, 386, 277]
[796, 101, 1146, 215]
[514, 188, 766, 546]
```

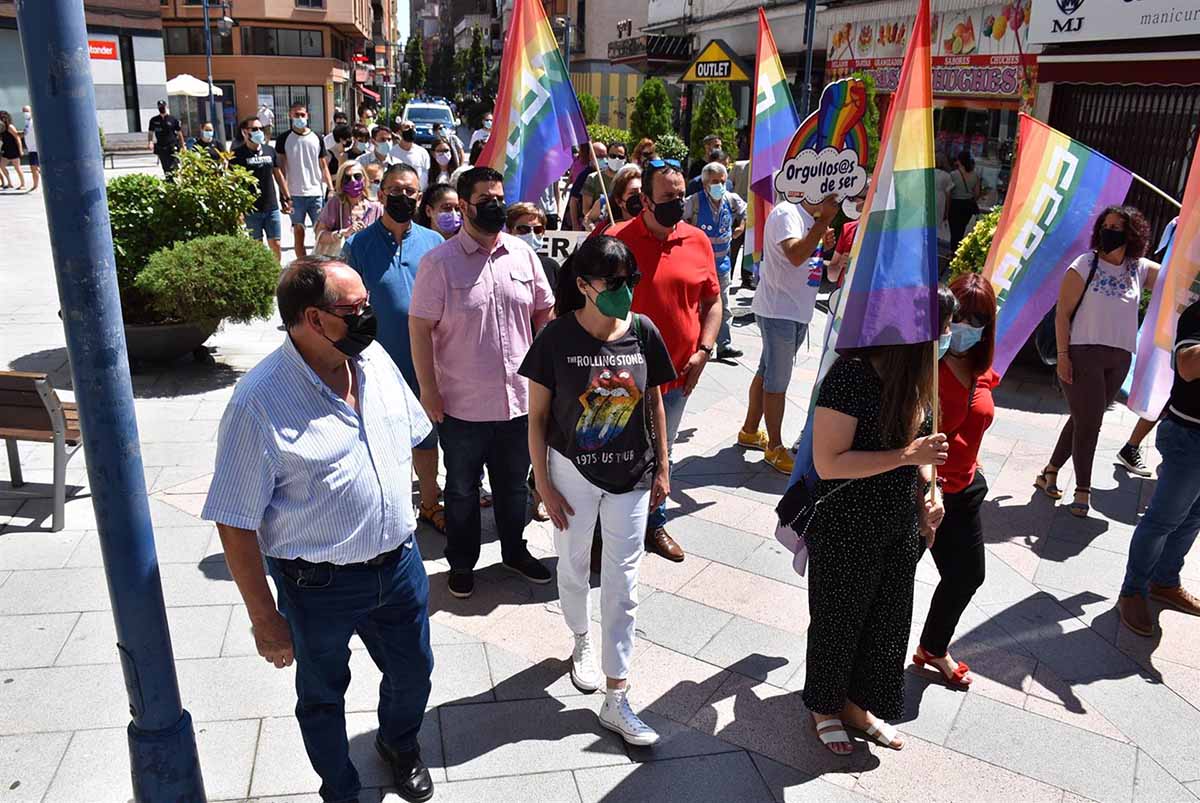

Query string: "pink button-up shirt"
[409, 230, 555, 422]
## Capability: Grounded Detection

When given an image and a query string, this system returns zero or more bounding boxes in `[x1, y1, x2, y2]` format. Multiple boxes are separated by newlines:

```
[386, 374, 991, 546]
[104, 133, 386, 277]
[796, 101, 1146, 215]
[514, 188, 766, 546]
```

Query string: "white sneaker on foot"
[570, 632, 602, 693]
[599, 687, 659, 746]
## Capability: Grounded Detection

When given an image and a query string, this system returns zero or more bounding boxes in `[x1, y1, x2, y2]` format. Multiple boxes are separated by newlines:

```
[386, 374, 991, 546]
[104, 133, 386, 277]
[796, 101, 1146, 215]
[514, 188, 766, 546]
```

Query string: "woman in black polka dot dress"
[803, 287, 956, 755]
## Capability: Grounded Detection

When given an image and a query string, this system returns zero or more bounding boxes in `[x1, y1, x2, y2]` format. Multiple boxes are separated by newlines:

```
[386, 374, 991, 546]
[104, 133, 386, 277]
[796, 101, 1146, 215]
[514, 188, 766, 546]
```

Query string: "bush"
[690, 83, 738, 161]
[949, 206, 1002, 278]
[107, 172, 169, 289]
[578, 92, 599, 125]
[586, 123, 631, 149]
[849, 71, 882, 172]
[134, 235, 279, 325]
[629, 78, 674, 145]
[654, 132, 689, 163]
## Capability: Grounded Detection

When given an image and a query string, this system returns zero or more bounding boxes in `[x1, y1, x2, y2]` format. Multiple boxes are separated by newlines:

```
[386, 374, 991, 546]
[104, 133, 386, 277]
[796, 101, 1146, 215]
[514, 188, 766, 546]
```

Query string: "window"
[260, 85, 327, 134]
[331, 34, 348, 63]
[296, 0, 325, 7]
[164, 27, 233, 56]
[118, 34, 141, 133]
[242, 27, 324, 57]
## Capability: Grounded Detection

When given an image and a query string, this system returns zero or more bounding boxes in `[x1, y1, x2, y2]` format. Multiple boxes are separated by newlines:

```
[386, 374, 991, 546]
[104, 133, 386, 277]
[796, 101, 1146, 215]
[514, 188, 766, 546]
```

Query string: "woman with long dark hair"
[912, 273, 1000, 688]
[1036, 206, 1159, 517]
[430, 135, 460, 186]
[0, 110, 25, 190]
[804, 286, 954, 755]
[520, 235, 674, 747]
[418, 183, 461, 237]
[947, 150, 981, 251]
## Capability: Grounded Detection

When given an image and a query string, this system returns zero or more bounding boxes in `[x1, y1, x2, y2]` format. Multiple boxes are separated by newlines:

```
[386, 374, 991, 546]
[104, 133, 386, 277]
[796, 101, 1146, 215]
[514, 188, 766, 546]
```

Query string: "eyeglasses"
[384, 187, 420, 199]
[586, 273, 641, 292]
[513, 224, 545, 236]
[645, 158, 682, 170]
[344, 173, 365, 181]
[322, 295, 370, 316]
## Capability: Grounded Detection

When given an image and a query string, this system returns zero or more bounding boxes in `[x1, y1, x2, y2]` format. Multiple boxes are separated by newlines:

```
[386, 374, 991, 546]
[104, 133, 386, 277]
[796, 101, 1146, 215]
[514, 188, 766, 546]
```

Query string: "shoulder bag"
[1034, 251, 1099, 366]
[315, 200, 347, 257]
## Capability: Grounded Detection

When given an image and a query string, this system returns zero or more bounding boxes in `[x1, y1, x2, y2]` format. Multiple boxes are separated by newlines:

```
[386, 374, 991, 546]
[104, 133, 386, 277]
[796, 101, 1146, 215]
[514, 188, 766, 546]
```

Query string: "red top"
[938, 362, 999, 494]
[610, 214, 720, 393]
[835, 220, 858, 257]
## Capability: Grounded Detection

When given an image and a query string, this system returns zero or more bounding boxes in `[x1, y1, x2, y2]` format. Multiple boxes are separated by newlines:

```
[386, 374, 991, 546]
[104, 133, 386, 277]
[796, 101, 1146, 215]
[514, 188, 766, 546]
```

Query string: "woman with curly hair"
[1036, 206, 1160, 517]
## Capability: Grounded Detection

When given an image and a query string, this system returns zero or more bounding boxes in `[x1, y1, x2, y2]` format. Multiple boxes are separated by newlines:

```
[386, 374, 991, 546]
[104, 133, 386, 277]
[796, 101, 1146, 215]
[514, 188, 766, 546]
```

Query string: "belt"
[277, 541, 408, 572]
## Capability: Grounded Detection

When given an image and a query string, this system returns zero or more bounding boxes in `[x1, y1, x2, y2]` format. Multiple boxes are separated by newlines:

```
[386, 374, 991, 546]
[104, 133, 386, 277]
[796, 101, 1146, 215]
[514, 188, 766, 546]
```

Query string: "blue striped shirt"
[201, 336, 432, 564]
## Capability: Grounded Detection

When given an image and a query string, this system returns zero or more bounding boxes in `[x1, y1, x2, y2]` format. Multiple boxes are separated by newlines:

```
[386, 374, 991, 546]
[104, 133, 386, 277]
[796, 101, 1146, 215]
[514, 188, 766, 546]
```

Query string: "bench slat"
[0, 390, 44, 407]
[0, 373, 47, 391]
[2, 407, 53, 431]
[0, 426, 55, 443]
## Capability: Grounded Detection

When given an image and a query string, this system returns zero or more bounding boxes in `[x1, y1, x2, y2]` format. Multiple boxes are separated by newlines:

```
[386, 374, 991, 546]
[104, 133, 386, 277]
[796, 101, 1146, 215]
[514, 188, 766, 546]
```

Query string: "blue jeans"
[440, 414, 531, 573]
[290, 194, 325, 226]
[1121, 419, 1200, 598]
[266, 541, 433, 803]
[647, 387, 689, 531]
[245, 208, 282, 242]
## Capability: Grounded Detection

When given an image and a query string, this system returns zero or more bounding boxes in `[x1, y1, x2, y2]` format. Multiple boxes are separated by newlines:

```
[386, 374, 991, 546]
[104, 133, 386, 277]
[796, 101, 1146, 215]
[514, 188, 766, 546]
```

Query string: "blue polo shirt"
[343, 219, 445, 391]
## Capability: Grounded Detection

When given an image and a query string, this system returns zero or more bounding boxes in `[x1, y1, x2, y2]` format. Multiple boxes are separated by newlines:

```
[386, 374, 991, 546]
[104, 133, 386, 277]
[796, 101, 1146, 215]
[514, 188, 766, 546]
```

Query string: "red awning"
[357, 86, 380, 101]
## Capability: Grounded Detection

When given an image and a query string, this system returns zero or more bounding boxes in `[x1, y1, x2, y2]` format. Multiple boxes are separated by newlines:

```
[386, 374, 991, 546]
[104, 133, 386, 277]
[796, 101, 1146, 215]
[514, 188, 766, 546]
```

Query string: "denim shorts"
[416, 422, 438, 451]
[245, 209, 282, 241]
[289, 194, 324, 226]
[756, 315, 808, 393]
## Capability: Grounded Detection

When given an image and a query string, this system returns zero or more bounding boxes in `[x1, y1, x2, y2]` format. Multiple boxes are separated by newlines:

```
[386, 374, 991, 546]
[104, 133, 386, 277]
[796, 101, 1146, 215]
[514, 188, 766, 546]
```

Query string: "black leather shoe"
[716, 346, 743, 360]
[448, 571, 474, 599]
[502, 550, 553, 584]
[376, 736, 435, 802]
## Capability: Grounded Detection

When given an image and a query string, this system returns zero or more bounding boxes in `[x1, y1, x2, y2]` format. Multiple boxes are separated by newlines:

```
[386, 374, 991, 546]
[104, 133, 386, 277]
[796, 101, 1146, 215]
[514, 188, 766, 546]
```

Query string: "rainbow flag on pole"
[1125, 218, 1178, 418]
[478, 0, 588, 204]
[743, 8, 799, 275]
[834, 0, 938, 350]
[983, 115, 1132, 377]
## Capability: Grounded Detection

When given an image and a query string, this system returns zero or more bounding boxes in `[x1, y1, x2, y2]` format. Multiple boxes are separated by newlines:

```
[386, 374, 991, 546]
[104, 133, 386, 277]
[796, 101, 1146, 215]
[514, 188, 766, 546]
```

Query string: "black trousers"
[156, 148, 179, 177]
[919, 470, 987, 657]
[947, 197, 977, 252]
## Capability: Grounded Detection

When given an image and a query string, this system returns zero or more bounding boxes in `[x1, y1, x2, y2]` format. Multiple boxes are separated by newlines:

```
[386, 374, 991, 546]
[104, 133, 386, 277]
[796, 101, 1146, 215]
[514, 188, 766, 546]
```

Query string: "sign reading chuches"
[774, 79, 871, 218]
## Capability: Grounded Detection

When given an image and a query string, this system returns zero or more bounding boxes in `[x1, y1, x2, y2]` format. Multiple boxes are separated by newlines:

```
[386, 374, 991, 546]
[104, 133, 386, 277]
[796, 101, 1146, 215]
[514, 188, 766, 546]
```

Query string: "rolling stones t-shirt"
[520, 313, 676, 494]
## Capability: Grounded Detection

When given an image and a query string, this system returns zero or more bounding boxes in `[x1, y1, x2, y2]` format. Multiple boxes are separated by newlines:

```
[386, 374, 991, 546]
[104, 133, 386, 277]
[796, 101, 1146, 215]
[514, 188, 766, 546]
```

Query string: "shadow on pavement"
[9, 346, 243, 398]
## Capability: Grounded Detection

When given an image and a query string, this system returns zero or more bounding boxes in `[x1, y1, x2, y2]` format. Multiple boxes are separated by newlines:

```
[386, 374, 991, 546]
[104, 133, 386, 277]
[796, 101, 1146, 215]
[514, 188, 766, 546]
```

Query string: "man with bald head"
[202, 257, 436, 803]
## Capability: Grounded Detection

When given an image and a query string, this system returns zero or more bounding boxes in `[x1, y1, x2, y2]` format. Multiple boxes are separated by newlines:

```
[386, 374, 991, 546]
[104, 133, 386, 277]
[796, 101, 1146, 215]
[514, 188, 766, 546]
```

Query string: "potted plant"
[106, 148, 268, 366]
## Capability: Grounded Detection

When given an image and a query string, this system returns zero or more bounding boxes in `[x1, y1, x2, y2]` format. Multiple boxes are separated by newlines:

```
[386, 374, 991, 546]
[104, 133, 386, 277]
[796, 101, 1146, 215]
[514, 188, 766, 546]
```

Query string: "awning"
[166, 74, 223, 98]
[357, 86, 381, 102]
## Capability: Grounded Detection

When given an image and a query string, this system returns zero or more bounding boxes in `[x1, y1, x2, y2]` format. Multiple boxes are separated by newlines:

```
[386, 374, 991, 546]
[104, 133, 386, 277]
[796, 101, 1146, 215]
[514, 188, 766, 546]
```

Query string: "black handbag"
[775, 474, 855, 542]
[1034, 252, 1099, 366]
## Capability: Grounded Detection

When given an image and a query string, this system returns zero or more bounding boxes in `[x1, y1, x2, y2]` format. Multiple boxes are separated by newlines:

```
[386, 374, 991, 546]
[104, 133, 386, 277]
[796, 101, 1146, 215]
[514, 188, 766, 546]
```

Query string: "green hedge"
[135, 235, 279, 325]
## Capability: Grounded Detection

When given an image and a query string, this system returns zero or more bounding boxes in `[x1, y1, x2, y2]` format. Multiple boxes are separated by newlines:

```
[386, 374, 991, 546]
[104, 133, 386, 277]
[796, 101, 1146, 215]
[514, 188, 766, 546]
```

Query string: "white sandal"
[812, 716, 852, 755]
[863, 719, 904, 750]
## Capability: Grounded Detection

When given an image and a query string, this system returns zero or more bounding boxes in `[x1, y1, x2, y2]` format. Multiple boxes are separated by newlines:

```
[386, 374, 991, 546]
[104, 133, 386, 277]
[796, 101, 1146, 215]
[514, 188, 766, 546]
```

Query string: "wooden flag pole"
[931, 337, 939, 505]
[587, 144, 614, 225]
[1130, 171, 1183, 209]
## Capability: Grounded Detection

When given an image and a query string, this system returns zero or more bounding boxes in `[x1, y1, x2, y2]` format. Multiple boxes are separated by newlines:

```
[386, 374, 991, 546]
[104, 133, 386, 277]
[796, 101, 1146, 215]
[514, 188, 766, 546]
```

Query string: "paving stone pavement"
[3, 172, 1200, 802]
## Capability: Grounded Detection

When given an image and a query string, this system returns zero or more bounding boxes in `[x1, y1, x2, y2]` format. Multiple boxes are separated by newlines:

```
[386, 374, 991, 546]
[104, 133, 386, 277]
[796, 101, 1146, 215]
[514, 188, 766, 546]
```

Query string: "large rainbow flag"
[478, 0, 588, 204]
[1125, 217, 1179, 418]
[983, 115, 1133, 376]
[743, 8, 799, 276]
[834, 0, 938, 350]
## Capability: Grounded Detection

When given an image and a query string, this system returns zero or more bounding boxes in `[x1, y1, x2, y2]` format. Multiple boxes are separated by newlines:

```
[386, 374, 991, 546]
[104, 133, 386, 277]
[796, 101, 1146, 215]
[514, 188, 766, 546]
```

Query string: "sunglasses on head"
[644, 158, 681, 170]
[586, 273, 641, 292]
[513, 224, 545, 236]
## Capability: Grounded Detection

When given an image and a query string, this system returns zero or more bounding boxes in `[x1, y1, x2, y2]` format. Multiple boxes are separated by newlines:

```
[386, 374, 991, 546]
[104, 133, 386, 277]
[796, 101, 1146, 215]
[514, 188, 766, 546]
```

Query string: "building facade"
[0, 0, 167, 135]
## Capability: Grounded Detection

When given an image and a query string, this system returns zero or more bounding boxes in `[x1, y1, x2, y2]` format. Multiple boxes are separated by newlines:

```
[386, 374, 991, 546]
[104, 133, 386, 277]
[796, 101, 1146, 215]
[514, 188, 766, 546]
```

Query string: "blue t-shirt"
[342, 220, 445, 391]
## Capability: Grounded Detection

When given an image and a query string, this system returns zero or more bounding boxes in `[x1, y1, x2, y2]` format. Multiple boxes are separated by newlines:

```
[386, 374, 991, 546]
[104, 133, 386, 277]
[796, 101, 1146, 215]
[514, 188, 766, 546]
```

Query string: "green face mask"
[592, 283, 633, 319]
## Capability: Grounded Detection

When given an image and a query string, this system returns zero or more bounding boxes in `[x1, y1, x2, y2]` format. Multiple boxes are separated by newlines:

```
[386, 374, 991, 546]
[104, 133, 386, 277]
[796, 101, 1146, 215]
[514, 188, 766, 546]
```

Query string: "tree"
[578, 92, 599, 125]
[689, 82, 739, 161]
[850, 70, 882, 171]
[403, 33, 427, 93]
[430, 41, 458, 98]
[467, 26, 487, 92]
[629, 78, 673, 146]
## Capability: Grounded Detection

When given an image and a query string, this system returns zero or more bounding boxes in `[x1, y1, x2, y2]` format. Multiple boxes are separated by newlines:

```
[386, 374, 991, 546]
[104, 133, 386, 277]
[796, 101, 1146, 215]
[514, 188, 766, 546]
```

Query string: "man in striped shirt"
[202, 257, 436, 803]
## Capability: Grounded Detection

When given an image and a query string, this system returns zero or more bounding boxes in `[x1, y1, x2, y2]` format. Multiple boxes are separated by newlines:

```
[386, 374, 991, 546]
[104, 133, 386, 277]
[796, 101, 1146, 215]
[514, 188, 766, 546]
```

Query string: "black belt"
[277, 542, 408, 572]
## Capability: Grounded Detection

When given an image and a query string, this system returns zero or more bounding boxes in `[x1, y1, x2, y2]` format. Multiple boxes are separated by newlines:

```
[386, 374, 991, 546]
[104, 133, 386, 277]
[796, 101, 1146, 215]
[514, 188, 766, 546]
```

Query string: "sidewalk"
[2, 176, 1200, 802]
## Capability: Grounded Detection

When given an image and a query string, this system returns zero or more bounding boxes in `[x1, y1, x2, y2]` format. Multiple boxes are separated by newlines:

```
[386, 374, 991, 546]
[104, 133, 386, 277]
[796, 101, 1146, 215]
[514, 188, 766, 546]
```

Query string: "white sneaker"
[570, 632, 602, 693]
[598, 687, 659, 746]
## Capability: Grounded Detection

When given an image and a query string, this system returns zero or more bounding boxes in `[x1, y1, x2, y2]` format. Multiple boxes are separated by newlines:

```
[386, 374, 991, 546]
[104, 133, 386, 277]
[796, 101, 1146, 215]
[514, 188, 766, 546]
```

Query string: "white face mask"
[606, 157, 626, 173]
[518, 231, 543, 251]
[483, 119, 493, 130]
[375, 141, 392, 157]
[368, 181, 381, 200]
[23, 111, 31, 122]
[435, 151, 451, 166]
[200, 130, 214, 141]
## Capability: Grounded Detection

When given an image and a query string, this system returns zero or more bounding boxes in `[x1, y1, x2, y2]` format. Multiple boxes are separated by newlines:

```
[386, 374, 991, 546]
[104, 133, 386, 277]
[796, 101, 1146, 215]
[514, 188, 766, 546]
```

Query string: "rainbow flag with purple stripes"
[983, 115, 1133, 376]
[478, 0, 588, 204]
[743, 8, 800, 275]
[835, 0, 938, 350]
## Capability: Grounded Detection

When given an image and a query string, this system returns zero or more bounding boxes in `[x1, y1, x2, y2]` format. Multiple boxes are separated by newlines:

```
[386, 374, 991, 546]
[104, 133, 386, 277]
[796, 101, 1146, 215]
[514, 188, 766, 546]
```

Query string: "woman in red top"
[913, 272, 1000, 688]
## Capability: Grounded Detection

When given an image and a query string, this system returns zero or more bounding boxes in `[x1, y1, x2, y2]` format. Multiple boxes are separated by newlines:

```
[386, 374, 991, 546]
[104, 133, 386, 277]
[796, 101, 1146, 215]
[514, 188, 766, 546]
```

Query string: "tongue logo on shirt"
[576, 368, 641, 450]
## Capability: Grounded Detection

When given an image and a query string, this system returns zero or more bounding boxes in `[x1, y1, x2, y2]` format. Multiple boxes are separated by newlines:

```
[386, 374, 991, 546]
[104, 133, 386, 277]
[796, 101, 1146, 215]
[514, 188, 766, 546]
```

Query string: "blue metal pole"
[800, 0, 818, 117]
[12, 1, 206, 800]
[202, 0, 218, 134]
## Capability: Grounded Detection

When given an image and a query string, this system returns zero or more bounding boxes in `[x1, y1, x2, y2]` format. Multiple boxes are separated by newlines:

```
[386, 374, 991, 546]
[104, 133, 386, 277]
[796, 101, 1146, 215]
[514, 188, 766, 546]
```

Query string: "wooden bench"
[1, 371, 82, 532]
[102, 132, 157, 169]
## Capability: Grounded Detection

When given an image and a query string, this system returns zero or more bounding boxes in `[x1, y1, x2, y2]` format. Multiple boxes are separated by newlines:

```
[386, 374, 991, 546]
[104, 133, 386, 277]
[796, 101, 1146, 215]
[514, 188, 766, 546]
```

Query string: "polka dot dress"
[802, 357, 925, 721]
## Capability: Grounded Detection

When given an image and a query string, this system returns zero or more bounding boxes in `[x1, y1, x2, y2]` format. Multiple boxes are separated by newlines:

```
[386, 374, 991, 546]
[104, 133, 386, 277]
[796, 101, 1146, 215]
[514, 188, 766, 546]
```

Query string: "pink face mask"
[343, 178, 365, 198]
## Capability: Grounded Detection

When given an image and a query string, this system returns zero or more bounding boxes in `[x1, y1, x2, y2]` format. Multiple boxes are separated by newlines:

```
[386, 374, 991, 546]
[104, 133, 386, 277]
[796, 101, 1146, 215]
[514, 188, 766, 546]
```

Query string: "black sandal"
[1035, 468, 1063, 500]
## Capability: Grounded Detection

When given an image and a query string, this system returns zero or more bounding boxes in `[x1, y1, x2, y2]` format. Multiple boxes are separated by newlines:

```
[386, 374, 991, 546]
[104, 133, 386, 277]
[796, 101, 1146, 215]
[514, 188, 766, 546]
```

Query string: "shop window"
[934, 105, 1018, 208]
[259, 85, 326, 134]
[242, 27, 324, 57]
[296, 0, 326, 7]
[164, 26, 233, 56]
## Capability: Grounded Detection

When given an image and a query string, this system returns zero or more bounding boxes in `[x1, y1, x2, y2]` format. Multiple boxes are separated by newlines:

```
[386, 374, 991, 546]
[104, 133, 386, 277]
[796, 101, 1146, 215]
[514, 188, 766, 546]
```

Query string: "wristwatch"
[697, 344, 714, 356]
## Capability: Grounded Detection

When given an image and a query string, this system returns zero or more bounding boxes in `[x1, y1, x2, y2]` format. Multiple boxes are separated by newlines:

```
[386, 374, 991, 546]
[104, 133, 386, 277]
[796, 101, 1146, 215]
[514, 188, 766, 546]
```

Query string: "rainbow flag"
[834, 0, 938, 350]
[1124, 218, 1178, 418]
[478, 0, 588, 204]
[743, 8, 799, 275]
[983, 115, 1132, 376]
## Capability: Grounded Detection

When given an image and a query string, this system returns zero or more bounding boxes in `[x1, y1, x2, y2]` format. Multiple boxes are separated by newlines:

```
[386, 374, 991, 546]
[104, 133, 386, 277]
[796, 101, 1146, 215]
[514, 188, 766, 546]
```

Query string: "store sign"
[1029, 0, 1200, 43]
[538, 230, 587, 266]
[88, 39, 118, 60]
[825, 3, 1037, 99]
[680, 39, 751, 83]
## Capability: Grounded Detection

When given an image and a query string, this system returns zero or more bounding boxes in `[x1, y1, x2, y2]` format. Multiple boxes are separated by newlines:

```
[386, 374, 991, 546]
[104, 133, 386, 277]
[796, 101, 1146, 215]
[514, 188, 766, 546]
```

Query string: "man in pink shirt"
[410, 166, 556, 599]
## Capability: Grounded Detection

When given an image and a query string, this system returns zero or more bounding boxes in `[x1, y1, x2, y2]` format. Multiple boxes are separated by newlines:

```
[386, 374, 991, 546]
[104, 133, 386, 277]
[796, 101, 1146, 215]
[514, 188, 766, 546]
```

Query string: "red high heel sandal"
[912, 646, 972, 688]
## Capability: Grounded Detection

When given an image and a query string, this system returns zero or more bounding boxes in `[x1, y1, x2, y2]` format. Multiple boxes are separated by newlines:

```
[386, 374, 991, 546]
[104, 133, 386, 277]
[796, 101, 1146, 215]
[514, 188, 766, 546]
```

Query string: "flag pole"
[931, 338, 939, 505]
[1130, 171, 1183, 209]
[587, 144, 614, 225]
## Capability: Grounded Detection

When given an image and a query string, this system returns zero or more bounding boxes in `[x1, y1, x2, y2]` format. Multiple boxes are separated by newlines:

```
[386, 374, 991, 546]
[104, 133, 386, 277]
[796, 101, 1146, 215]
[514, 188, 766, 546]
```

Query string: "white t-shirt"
[752, 202, 822, 324]
[1067, 251, 1156, 354]
[392, 143, 430, 188]
[469, 128, 490, 148]
[276, 129, 326, 197]
[356, 150, 400, 169]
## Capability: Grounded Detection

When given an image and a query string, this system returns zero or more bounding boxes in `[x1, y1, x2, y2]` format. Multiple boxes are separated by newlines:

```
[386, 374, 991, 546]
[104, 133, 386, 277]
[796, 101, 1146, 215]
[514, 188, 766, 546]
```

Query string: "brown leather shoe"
[1150, 583, 1200, 616]
[645, 526, 685, 562]
[1118, 594, 1154, 637]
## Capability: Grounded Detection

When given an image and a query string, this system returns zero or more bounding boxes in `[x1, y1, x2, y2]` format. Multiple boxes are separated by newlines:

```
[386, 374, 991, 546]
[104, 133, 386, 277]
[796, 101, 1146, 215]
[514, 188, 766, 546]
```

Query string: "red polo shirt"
[610, 214, 720, 393]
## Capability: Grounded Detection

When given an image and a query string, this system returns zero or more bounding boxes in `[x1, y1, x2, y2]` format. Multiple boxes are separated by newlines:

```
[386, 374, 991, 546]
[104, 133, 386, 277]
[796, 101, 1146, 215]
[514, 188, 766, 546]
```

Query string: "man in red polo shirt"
[610, 160, 722, 561]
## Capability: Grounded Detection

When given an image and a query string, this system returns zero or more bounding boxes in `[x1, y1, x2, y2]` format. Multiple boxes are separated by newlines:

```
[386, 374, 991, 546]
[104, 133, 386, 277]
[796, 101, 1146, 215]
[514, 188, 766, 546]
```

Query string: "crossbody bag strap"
[1068, 251, 1101, 326]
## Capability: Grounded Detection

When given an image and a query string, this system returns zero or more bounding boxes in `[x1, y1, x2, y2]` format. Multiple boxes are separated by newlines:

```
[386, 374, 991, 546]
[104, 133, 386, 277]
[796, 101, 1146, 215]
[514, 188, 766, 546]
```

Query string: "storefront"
[824, 1, 1038, 207]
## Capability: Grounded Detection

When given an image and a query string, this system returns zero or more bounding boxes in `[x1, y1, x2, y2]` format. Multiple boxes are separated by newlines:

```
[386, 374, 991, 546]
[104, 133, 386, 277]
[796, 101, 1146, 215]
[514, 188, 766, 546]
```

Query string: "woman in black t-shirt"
[520, 236, 674, 748]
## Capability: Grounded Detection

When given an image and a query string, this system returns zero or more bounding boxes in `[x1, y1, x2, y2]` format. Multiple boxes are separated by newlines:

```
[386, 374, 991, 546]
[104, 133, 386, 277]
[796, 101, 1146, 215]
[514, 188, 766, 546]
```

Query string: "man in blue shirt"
[202, 257, 436, 802]
[343, 163, 447, 533]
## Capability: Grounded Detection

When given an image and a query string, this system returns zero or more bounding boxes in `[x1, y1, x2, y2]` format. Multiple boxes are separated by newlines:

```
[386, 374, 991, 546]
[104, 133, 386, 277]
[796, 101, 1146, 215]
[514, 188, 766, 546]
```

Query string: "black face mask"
[400, 128, 416, 142]
[651, 197, 685, 228]
[470, 198, 507, 234]
[1100, 227, 1127, 254]
[323, 306, 378, 356]
[624, 194, 644, 216]
[385, 192, 416, 224]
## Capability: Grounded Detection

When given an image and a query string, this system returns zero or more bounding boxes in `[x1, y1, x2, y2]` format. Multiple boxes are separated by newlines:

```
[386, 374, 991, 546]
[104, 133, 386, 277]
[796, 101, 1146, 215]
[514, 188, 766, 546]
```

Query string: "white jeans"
[548, 449, 650, 680]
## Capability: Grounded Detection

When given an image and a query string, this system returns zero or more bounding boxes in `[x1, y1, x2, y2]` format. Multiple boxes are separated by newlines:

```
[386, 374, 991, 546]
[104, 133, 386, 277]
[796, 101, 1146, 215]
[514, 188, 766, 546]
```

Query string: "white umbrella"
[166, 74, 223, 98]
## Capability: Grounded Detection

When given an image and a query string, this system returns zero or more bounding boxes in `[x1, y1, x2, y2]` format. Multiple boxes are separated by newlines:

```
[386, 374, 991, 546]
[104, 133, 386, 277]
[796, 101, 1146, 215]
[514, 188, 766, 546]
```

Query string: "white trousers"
[548, 449, 650, 680]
